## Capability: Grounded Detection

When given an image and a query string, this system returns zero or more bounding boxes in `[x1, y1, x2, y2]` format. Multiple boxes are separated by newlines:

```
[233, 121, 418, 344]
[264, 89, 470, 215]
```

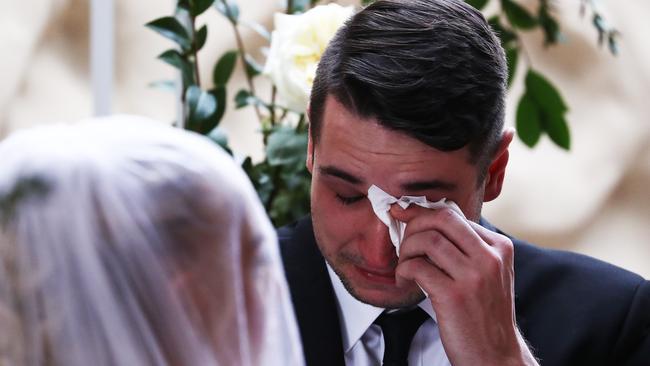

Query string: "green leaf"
[215, 0, 240, 23]
[241, 157, 259, 188]
[189, 0, 214, 16]
[195, 25, 208, 51]
[157, 49, 194, 87]
[181, 67, 196, 90]
[208, 127, 232, 155]
[266, 127, 308, 167]
[268, 164, 311, 227]
[465, 0, 488, 10]
[213, 50, 238, 86]
[234, 89, 267, 109]
[538, 5, 561, 45]
[505, 46, 518, 88]
[241, 158, 274, 206]
[244, 54, 263, 78]
[593, 14, 606, 45]
[608, 32, 619, 55]
[361, 0, 375, 5]
[279, 161, 310, 190]
[541, 112, 571, 149]
[516, 93, 542, 147]
[235, 89, 252, 108]
[174, 7, 194, 36]
[291, 0, 311, 13]
[522, 70, 571, 150]
[525, 69, 568, 114]
[212, 86, 227, 127]
[157, 49, 186, 69]
[199, 87, 227, 134]
[501, 0, 537, 30]
[146, 16, 192, 50]
[269, 192, 291, 224]
[186, 85, 217, 130]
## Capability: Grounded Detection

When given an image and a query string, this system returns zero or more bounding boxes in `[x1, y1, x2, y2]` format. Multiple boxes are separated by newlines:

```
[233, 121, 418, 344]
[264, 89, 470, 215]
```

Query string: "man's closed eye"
[335, 194, 365, 205]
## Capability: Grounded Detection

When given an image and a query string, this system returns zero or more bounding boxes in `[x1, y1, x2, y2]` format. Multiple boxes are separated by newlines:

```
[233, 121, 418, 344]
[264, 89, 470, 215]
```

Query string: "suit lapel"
[279, 218, 346, 366]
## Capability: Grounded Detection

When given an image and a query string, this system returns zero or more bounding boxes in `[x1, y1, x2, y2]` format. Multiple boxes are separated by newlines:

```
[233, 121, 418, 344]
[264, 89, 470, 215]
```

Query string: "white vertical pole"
[90, 0, 114, 116]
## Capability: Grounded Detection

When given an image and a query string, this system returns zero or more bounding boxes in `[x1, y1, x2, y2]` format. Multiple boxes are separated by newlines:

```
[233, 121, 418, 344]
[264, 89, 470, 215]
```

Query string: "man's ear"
[483, 128, 514, 202]
[306, 126, 314, 174]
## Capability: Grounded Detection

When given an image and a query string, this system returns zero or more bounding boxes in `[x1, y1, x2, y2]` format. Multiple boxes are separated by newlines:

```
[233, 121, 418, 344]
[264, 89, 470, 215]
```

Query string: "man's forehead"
[316, 120, 471, 171]
[315, 95, 475, 187]
[319, 98, 435, 156]
[318, 162, 458, 192]
[318, 95, 476, 157]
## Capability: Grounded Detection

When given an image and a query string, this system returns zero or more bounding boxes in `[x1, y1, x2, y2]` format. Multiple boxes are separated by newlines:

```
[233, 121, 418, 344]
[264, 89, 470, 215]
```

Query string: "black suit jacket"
[278, 216, 650, 366]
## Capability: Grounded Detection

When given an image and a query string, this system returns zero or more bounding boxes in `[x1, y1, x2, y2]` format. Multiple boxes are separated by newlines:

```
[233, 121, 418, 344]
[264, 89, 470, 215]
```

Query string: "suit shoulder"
[276, 216, 323, 273]
[512, 239, 650, 363]
[277, 219, 301, 244]
[513, 238, 646, 335]
[481, 218, 643, 287]
[514, 239, 645, 290]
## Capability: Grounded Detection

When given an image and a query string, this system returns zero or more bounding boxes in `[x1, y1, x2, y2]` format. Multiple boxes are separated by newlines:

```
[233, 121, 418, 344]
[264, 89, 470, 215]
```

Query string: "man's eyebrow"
[400, 179, 457, 192]
[319, 166, 364, 185]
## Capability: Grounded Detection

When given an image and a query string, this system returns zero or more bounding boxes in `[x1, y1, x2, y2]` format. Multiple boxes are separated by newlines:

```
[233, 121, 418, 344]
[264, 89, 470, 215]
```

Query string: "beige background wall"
[1, 0, 647, 277]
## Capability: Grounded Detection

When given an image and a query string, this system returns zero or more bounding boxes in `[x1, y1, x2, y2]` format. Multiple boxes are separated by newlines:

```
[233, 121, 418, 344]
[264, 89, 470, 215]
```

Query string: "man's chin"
[352, 286, 426, 309]
[337, 267, 425, 309]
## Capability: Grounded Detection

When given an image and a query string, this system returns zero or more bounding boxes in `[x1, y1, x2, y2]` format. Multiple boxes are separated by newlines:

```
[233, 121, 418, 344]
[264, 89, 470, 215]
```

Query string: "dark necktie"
[374, 307, 429, 366]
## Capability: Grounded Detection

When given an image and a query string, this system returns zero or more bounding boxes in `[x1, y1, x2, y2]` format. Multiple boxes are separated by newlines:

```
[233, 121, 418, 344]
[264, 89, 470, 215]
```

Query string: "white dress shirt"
[327, 264, 451, 366]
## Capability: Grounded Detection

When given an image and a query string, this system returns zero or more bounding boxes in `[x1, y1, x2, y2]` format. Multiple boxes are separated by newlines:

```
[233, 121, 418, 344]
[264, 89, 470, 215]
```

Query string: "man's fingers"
[400, 207, 488, 257]
[468, 221, 515, 268]
[398, 230, 469, 280]
[396, 256, 452, 294]
[389, 204, 430, 223]
[469, 222, 513, 249]
[468, 221, 501, 244]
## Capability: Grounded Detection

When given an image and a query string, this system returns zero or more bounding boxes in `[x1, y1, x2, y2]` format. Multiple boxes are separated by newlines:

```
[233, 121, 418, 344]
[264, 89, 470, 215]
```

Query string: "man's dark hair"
[309, 0, 507, 177]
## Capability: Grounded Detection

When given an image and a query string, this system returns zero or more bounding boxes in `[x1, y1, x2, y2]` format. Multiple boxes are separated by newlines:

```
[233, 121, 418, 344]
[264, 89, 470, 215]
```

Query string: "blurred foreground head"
[0, 116, 304, 366]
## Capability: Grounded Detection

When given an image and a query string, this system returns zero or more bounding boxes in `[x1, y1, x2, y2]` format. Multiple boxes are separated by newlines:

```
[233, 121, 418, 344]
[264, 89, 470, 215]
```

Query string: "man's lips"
[355, 265, 396, 284]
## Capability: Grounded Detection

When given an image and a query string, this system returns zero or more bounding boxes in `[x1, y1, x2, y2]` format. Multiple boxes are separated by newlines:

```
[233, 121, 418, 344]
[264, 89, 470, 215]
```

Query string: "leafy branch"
[580, 0, 620, 55]
[147, 0, 619, 226]
[147, 0, 312, 226]
[468, 0, 619, 149]
[146, 0, 223, 134]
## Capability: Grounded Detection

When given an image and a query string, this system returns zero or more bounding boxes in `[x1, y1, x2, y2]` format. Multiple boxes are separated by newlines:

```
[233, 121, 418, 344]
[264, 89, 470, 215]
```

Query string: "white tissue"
[367, 184, 464, 256]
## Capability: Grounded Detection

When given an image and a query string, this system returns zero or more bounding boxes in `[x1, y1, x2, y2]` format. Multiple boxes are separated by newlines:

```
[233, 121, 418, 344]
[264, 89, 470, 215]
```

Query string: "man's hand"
[390, 205, 538, 366]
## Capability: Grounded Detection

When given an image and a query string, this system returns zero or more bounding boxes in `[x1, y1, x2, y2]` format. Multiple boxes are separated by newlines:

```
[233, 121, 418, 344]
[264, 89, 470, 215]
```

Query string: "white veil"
[0, 115, 305, 366]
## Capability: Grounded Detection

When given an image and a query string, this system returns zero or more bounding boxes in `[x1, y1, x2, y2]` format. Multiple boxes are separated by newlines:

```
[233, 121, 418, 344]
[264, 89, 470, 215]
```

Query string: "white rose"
[264, 4, 355, 114]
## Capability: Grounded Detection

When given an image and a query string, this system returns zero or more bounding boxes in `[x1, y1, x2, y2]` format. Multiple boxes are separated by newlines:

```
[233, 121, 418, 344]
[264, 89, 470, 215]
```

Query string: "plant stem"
[271, 0, 295, 126]
[296, 113, 305, 132]
[270, 86, 277, 125]
[190, 15, 201, 88]
[279, 108, 289, 122]
[219, 0, 263, 123]
[265, 173, 277, 213]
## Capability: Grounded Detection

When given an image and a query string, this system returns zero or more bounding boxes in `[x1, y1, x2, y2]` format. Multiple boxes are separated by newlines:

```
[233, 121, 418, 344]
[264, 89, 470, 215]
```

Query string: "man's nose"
[360, 214, 397, 268]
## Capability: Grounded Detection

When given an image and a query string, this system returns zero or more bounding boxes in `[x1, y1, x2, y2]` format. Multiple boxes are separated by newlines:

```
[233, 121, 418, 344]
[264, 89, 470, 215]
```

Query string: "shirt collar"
[326, 263, 437, 353]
